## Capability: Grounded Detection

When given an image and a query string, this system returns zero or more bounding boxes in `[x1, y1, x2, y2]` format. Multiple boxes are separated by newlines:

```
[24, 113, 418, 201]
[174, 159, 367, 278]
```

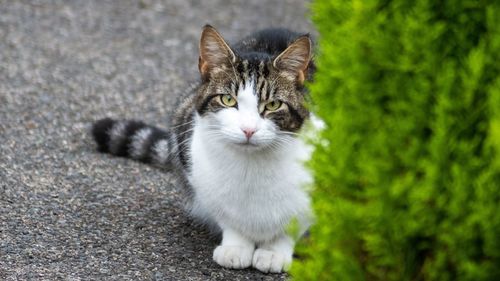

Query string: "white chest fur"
[187, 121, 312, 242]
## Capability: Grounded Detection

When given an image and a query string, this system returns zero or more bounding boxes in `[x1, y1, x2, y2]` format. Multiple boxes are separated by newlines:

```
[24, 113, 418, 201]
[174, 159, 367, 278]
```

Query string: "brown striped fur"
[93, 25, 314, 170]
[176, 25, 313, 133]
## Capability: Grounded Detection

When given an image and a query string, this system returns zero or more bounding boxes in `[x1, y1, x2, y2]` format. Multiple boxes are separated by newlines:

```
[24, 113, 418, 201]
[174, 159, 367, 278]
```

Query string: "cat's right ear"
[199, 25, 236, 80]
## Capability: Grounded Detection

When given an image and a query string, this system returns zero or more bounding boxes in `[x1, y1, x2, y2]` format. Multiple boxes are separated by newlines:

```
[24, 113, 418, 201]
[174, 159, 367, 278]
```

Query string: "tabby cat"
[92, 25, 314, 273]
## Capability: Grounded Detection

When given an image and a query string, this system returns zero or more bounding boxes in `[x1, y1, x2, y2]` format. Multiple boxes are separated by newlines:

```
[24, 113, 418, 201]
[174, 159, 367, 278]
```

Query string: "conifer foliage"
[292, 1, 500, 280]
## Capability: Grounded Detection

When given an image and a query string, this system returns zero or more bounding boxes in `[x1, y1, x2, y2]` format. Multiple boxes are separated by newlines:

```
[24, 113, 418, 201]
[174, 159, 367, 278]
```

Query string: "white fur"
[108, 121, 127, 154]
[187, 78, 312, 273]
[153, 139, 170, 164]
[130, 127, 153, 159]
[253, 235, 294, 273]
[213, 228, 254, 269]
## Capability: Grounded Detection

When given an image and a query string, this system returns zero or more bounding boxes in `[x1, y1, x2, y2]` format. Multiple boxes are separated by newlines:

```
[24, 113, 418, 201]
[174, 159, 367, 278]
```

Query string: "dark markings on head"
[195, 25, 314, 132]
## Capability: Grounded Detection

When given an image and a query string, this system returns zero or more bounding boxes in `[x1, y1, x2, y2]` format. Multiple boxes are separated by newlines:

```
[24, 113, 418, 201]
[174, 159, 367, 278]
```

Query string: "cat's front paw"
[213, 245, 254, 269]
[252, 248, 292, 273]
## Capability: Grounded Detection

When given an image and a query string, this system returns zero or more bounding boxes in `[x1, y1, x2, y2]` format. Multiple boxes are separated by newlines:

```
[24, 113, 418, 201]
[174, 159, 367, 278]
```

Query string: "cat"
[91, 25, 314, 273]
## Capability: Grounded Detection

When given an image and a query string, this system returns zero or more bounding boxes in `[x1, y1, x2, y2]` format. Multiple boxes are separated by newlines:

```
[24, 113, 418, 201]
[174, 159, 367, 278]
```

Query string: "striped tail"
[91, 118, 179, 165]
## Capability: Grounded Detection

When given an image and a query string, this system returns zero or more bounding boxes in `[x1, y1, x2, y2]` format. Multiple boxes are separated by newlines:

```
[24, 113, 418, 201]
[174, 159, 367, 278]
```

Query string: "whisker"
[169, 119, 195, 130]
[279, 131, 300, 136]
[169, 136, 196, 160]
[176, 128, 195, 136]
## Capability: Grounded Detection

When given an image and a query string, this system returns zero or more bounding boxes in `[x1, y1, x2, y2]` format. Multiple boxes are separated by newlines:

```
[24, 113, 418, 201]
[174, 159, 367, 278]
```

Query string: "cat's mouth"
[230, 138, 269, 150]
[234, 140, 259, 147]
[231, 139, 279, 152]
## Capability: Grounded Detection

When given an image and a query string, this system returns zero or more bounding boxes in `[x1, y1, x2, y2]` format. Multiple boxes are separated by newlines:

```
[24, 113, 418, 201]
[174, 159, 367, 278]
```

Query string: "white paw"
[213, 245, 254, 269]
[252, 248, 292, 273]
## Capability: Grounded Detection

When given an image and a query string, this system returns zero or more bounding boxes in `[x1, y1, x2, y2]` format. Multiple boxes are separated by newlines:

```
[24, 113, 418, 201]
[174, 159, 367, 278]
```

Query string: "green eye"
[265, 100, 282, 111]
[220, 94, 237, 107]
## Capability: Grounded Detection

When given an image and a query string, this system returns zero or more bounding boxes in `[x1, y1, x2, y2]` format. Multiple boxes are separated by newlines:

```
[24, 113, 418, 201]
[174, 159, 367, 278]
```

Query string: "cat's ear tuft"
[199, 25, 236, 79]
[273, 35, 312, 84]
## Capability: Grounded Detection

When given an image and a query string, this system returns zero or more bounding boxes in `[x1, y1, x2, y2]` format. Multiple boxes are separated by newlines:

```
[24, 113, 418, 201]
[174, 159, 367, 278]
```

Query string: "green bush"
[292, 1, 500, 280]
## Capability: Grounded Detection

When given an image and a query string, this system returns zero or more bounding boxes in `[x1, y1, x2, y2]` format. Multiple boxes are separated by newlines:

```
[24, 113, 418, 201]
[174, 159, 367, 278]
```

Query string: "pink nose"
[242, 128, 256, 139]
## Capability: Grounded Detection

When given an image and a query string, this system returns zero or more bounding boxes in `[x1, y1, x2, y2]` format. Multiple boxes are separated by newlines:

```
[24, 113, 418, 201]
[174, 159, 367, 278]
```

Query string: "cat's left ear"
[199, 25, 236, 80]
[273, 35, 312, 84]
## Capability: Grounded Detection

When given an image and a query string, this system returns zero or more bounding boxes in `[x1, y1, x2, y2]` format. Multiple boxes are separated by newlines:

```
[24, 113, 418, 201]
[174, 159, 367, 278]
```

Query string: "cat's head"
[194, 25, 312, 151]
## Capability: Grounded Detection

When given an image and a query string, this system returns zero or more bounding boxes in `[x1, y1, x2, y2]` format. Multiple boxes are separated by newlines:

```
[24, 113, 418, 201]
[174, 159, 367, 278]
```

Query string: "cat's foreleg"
[252, 234, 294, 273]
[213, 227, 255, 269]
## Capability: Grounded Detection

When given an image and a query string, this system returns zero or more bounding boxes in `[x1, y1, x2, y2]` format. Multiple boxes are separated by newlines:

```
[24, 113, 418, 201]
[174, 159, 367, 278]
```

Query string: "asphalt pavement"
[0, 0, 313, 280]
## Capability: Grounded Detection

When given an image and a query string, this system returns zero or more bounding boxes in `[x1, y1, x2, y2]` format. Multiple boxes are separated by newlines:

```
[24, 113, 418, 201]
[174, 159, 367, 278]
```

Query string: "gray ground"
[0, 0, 313, 280]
